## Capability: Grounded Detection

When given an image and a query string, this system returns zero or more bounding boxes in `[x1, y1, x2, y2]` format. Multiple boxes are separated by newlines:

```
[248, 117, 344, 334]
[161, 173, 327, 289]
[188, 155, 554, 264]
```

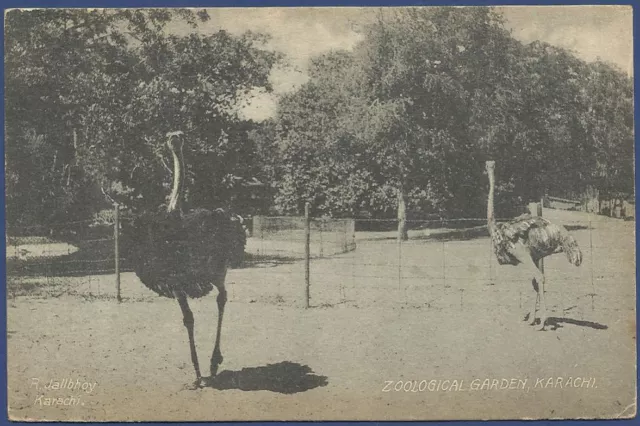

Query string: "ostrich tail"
[562, 234, 583, 266]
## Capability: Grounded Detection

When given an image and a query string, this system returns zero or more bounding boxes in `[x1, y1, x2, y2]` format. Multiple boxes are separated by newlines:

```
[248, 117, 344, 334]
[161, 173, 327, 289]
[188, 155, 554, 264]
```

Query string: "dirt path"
[7, 292, 635, 421]
[7, 211, 635, 420]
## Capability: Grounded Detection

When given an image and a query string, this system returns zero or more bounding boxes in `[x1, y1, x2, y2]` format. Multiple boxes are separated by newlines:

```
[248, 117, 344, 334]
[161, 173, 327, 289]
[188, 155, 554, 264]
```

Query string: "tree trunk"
[397, 186, 409, 241]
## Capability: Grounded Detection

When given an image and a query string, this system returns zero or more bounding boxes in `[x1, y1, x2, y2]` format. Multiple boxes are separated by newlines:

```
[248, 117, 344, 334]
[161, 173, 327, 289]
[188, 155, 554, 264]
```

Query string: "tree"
[5, 9, 281, 229]
[6, 9, 208, 227]
[273, 51, 397, 220]
[80, 28, 280, 214]
[273, 6, 634, 230]
[577, 61, 634, 198]
[274, 8, 509, 239]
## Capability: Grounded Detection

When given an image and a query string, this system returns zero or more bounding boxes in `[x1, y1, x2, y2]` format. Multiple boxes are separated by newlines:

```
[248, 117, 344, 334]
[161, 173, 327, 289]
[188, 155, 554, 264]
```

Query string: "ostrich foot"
[181, 377, 205, 391]
[210, 353, 224, 377]
[528, 300, 538, 325]
[537, 317, 547, 331]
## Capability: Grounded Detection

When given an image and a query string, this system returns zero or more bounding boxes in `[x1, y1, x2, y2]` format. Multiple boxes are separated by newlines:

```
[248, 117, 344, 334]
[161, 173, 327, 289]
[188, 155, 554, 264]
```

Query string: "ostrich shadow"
[530, 316, 608, 331]
[204, 361, 328, 394]
[564, 225, 590, 231]
[238, 253, 302, 269]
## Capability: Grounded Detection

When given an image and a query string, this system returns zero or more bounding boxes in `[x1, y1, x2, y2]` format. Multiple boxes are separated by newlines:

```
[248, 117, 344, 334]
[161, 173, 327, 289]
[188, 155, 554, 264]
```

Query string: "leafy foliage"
[271, 7, 633, 224]
[6, 9, 280, 229]
[6, 7, 633, 232]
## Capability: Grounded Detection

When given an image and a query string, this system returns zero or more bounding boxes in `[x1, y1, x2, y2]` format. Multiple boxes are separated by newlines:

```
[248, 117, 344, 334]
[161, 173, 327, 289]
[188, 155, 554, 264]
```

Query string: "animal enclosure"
[6, 211, 357, 301]
[6, 206, 635, 422]
[251, 215, 357, 258]
[6, 208, 633, 319]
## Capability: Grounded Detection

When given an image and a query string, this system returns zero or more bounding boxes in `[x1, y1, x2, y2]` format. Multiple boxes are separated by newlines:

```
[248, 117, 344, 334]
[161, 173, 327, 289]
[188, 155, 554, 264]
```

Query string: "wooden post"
[114, 204, 122, 303]
[489, 237, 494, 284]
[343, 220, 348, 253]
[319, 219, 324, 258]
[539, 197, 544, 274]
[304, 202, 311, 309]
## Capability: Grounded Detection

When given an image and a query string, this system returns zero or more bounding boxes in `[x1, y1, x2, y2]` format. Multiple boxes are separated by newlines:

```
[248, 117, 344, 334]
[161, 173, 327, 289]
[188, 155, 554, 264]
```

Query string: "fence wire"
[7, 220, 117, 300]
[5, 211, 635, 318]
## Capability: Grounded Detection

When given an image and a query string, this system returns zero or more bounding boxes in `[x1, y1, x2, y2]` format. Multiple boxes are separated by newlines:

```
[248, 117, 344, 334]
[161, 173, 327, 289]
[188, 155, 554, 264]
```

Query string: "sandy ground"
[6, 210, 636, 421]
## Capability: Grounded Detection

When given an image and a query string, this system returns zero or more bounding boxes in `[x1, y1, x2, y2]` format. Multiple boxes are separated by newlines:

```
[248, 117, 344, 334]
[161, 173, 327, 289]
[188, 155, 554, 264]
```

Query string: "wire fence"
[249, 215, 356, 260]
[226, 212, 634, 317]
[5, 209, 357, 301]
[6, 207, 635, 318]
[309, 217, 633, 313]
[6, 218, 117, 300]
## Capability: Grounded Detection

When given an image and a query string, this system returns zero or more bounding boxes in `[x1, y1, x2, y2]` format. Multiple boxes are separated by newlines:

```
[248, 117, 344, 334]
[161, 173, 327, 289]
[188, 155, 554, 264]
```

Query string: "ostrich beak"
[166, 131, 185, 150]
[485, 160, 495, 173]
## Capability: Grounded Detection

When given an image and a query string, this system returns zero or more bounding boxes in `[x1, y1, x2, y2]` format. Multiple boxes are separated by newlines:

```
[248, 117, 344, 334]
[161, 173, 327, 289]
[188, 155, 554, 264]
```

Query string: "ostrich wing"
[499, 215, 575, 261]
[500, 215, 551, 241]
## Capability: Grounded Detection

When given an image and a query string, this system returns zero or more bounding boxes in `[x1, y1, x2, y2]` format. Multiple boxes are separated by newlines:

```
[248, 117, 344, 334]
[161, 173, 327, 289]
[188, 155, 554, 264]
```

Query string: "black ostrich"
[124, 131, 245, 387]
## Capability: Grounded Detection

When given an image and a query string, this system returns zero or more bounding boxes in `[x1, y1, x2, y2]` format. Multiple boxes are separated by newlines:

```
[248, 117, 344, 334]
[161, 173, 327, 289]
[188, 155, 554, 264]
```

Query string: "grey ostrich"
[125, 131, 245, 387]
[485, 160, 582, 331]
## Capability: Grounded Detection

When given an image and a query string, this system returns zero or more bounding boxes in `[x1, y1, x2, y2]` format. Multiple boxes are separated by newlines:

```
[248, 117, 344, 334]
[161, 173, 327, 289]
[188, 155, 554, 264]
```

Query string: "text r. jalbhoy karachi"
[31, 378, 97, 393]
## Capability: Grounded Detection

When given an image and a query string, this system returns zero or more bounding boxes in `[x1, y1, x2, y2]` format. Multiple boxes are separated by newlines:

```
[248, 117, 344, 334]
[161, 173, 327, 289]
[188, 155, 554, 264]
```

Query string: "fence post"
[538, 197, 544, 275]
[114, 203, 122, 303]
[589, 218, 595, 311]
[442, 239, 447, 288]
[342, 220, 348, 253]
[397, 236, 402, 290]
[304, 202, 311, 309]
[319, 219, 324, 258]
[489, 237, 494, 284]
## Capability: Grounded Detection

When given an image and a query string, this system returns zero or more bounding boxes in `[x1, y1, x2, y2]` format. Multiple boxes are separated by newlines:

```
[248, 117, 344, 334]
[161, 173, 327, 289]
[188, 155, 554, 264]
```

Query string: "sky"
[166, 6, 633, 121]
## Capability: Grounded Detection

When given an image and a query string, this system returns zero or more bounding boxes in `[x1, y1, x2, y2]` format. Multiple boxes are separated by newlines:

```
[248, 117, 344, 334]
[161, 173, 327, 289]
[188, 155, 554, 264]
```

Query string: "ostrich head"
[485, 160, 496, 187]
[166, 131, 185, 213]
[166, 130, 184, 151]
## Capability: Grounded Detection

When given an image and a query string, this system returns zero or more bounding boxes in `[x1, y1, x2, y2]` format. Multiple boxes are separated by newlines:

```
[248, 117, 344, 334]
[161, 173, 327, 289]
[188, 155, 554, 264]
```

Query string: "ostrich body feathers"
[491, 214, 583, 267]
[124, 208, 245, 299]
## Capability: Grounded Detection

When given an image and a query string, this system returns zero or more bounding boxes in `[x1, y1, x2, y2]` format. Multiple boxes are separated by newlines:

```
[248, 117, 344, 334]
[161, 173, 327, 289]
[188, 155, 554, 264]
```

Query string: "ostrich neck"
[487, 169, 496, 234]
[167, 145, 184, 213]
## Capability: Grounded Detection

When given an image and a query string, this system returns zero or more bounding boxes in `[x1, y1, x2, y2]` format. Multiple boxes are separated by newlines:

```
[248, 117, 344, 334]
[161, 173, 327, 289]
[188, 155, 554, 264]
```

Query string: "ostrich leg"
[523, 258, 546, 330]
[210, 285, 227, 377]
[509, 243, 544, 328]
[176, 293, 202, 385]
[534, 259, 548, 331]
[526, 278, 539, 325]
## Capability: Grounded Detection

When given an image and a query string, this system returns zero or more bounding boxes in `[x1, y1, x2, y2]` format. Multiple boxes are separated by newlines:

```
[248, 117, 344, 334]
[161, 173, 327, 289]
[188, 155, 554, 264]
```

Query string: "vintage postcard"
[5, 5, 636, 421]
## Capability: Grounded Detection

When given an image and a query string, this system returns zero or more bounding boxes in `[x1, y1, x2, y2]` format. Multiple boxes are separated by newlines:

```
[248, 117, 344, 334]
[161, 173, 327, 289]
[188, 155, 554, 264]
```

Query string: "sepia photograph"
[4, 5, 636, 421]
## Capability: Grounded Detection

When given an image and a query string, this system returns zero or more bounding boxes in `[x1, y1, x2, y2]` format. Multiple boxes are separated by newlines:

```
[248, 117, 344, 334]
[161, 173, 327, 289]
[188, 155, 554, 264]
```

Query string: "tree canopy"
[6, 9, 280, 228]
[271, 7, 633, 239]
[5, 7, 634, 234]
